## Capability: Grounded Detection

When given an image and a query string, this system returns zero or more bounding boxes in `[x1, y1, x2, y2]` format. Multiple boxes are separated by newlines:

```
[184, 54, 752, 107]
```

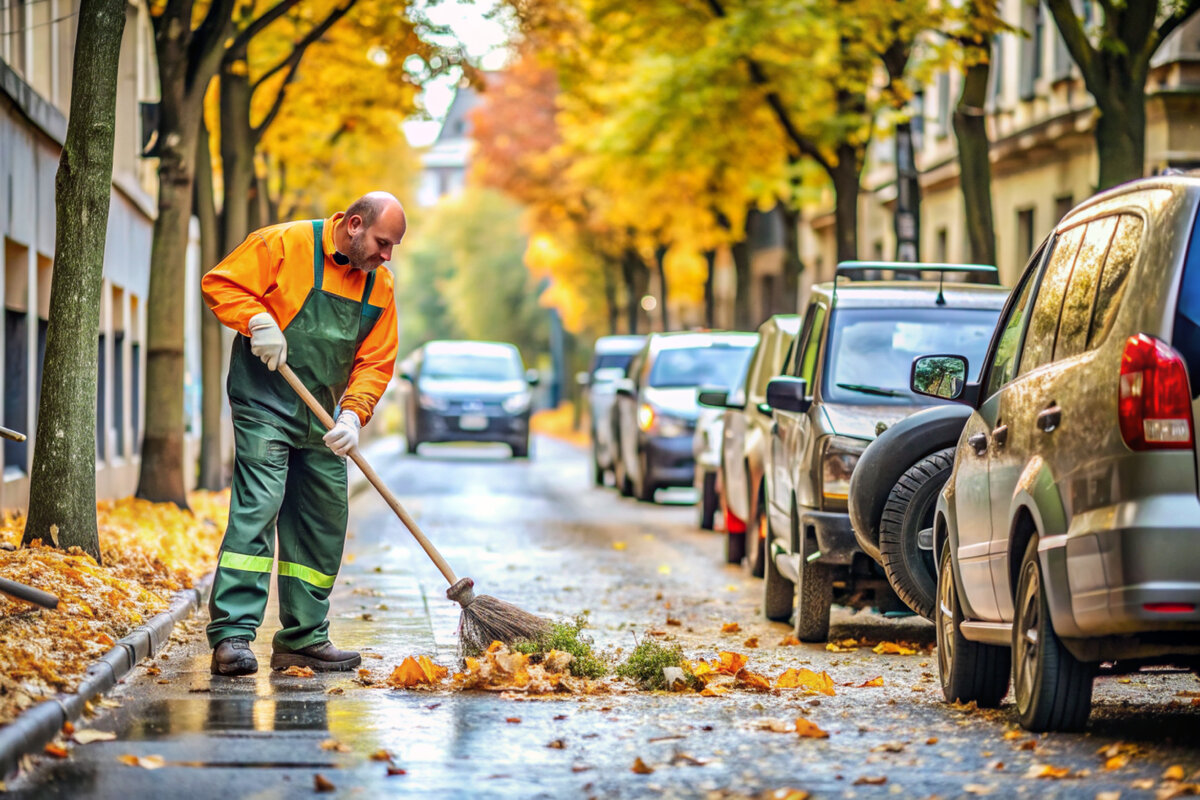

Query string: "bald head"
[341, 191, 407, 271]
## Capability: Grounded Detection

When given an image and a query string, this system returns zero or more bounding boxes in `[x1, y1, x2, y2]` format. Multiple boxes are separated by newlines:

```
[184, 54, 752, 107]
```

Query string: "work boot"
[270, 641, 361, 672]
[211, 637, 258, 676]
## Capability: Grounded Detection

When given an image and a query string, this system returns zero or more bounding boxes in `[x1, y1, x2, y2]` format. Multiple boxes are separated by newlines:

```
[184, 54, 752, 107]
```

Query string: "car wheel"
[698, 471, 718, 530]
[591, 441, 605, 486]
[615, 449, 633, 497]
[761, 516, 793, 621]
[511, 439, 530, 459]
[879, 448, 953, 621]
[1013, 536, 1095, 732]
[793, 513, 834, 642]
[635, 450, 657, 503]
[746, 485, 768, 579]
[936, 540, 1011, 707]
[406, 433, 420, 455]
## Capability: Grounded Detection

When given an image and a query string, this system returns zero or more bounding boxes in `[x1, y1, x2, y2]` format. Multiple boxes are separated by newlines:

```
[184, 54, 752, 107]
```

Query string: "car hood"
[820, 403, 915, 441]
[419, 378, 528, 397]
[643, 387, 700, 420]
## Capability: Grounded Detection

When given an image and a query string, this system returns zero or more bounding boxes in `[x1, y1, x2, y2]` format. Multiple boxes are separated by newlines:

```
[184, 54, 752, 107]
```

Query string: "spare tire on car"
[878, 448, 955, 620]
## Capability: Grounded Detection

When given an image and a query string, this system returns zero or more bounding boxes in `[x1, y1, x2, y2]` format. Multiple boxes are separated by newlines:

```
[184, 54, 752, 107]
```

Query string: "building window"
[96, 334, 106, 461]
[4, 309, 27, 474]
[1055, 195, 1075, 224]
[1017, 208, 1037, 266]
[1019, 1, 1045, 100]
[3, 0, 28, 78]
[114, 331, 125, 458]
[131, 342, 141, 454]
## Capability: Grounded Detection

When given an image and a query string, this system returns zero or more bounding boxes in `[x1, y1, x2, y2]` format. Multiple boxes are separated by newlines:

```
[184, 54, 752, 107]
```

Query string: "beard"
[346, 231, 378, 271]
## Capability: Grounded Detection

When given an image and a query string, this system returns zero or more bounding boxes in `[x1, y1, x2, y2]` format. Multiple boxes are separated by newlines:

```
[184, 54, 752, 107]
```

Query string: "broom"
[277, 363, 550, 656]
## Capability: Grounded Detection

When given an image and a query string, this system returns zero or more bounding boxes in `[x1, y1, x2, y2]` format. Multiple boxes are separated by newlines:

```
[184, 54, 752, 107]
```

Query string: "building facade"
[793, 3, 1200, 299]
[0, 0, 198, 511]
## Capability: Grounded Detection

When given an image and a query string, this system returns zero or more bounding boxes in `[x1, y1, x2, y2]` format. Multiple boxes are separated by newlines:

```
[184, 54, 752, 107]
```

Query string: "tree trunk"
[953, 43, 999, 278]
[620, 249, 641, 334]
[1095, 86, 1146, 191]
[779, 205, 803, 315]
[703, 249, 716, 328]
[892, 121, 921, 264]
[23, 0, 127, 559]
[602, 258, 619, 335]
[731, 235, 754, 331]
[195, 118, 225, 491]
[220, 55, 256, 257]
[832, 145, 861, 264]
[654, 244, 669, 331]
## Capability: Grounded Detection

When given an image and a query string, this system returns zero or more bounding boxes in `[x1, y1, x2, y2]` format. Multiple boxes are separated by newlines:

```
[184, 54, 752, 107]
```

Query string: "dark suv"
[764, 264, 1006, 641]
[913, 176, 1200, 731]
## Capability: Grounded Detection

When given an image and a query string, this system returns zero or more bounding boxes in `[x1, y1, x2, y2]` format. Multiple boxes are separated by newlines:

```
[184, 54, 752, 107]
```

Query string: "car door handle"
[1037, 405, 1061, 433]
[991, 424, 1008, 448]
[967, 432, 988, 456]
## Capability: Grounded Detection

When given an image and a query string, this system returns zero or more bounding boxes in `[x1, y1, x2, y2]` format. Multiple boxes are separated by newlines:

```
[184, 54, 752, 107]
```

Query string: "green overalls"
[206, 220, 382, 651]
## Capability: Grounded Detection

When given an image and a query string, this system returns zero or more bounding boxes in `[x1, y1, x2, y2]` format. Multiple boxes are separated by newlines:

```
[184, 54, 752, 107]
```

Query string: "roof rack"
[833, 261, 998, 306]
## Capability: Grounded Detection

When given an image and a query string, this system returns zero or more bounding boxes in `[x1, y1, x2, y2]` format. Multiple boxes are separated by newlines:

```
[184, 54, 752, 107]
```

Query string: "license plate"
[459, 414, 487, 431]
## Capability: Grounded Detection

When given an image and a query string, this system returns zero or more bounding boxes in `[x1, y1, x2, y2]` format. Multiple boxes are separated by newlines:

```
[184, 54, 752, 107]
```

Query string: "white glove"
[248, 312, 287, 371]
[323, 410, 361, 456]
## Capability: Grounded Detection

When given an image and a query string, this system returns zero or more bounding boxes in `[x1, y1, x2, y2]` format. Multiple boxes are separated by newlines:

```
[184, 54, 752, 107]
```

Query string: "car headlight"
[637, 404, 689, 437]
[419, 393, 447, 411]
[821, 435, 867, 504]
[502, 392, 532, 414]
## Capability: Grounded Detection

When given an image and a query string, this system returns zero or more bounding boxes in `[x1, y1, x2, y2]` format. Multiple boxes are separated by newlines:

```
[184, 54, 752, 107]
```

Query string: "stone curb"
[0, 573, 214, 780]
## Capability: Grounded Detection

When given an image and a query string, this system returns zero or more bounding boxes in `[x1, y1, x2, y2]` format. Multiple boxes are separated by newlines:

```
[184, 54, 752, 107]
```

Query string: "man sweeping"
[201, 192, 405, 676]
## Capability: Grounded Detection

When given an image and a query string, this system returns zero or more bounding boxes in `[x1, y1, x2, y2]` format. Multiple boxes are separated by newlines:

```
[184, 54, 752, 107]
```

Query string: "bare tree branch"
[230, 0, 304, 55]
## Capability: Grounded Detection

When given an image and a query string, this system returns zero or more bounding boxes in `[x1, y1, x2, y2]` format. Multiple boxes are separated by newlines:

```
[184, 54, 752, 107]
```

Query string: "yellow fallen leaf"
[721, 622, 741, 633]
[1026, 764, 1073, 779]
[700, 684, 730, 696]
[282, 665, 315, 678]
[724, 584, 740, 592]
[320, 739, 351, 753]
[853, 775, 887, 785]
[764, 790, 808, 800]
[1104, 754, 1129, 770]
[779, 635, 801, 646]
[73, 729, 117, 744]
[825, 640, 858, 652]
[760, 718, 795, 733]
[387, 655, 448, 688]
[1002, 730, 1022, 740]
[1165, 765, 1186, 781]
[43, 743, 68, 759]
[737, 670, 772, 691]
[716, 651, 748, 675]
[657, 565, 670, 574]
[631, 757, 654, 774]
[612, 541, 626, 551]
[369, 749, 394, 762]
[775, 668, 836, 696]
[858, 676, 884, 688]
[117, 754, 165, 769]
[873, 641, 917, 655]
[314, 773, 336, 792]
[795, 718, 829, 739]
[743, 636, 759, 648]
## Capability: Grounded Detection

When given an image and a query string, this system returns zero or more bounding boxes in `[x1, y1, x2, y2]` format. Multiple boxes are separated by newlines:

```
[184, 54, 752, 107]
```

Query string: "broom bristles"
[457, 594, 551, 658]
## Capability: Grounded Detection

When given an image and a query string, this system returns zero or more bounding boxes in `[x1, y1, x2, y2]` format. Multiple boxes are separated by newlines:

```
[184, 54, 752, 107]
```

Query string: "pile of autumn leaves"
[0, 493, 230, 725]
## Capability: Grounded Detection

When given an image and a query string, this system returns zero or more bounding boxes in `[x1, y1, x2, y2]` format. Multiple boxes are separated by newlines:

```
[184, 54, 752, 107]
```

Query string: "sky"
[404, 0, 513, 148]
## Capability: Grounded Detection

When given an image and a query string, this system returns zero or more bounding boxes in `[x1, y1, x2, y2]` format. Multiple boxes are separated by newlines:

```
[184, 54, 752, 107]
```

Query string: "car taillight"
[1118, 334, 1194, 450]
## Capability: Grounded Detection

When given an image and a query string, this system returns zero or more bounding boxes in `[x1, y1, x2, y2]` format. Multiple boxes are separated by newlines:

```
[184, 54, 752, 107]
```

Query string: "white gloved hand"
[323, 410, 361, 456]
[248, 312, 287, 371]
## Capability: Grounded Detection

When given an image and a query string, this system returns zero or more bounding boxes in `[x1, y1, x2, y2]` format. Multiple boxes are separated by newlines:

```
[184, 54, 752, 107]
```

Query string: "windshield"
[823, 307, 999, 405]
[423, 352, 522, 382]
[648, 344, 755, 389]
[593, 353, 636, 373]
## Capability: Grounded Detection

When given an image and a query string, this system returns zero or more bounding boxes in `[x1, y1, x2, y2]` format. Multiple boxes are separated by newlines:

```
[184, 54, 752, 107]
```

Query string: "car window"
[1055, 216, 1118, 360]
[1088, 214, 1143, 349]
[1021, 228, 1083, 372]
[593, 353, 635, 372]
[983, 256, 1040, 398]
[647, 345, 755, 389]
[795, 305, 827, 387]
[422, 352, 522, 381]
[1173, 202, 1200, 395]
[824, 307, 998, 405]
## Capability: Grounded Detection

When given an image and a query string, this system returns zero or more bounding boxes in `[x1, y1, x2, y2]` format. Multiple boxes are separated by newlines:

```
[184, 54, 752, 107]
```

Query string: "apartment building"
[795, 2, 1200, 296]
[0, 0, 197, 510]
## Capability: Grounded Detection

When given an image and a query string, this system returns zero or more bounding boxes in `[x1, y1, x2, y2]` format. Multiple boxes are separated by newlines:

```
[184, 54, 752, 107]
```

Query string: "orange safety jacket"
[201, 212, 398, 426]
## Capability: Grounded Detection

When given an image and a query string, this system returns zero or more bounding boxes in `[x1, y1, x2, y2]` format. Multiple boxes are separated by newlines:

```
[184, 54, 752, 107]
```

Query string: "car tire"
[615, 450, 633, 497]
[936, 540, 1011, 707]
[878, 448, 953, 621]
[591, 441, 605, 486]
[746, 484, 768, 579]
[788, 501, 834, 641]
[1013, 536, 1095, 732]
[406, 434, 420, 455]
[511, 439, 530, 459]
[634, 450, 657, 502]
[762, 526, 794, 622]
[698, 471, 718, 530]
[725, 530, 746, 564]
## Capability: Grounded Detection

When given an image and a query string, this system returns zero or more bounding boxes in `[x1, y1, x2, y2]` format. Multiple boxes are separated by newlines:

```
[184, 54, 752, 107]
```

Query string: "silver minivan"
[913, 176, 1200, 732]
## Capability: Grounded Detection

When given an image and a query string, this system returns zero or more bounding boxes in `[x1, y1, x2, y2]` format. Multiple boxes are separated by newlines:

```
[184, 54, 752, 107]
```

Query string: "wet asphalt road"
[7, 434, 1200, 798]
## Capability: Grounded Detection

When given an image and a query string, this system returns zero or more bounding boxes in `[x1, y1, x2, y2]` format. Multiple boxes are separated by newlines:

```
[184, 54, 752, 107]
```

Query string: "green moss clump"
[615, 640, 697, 690]
[512, 617, 608, 679]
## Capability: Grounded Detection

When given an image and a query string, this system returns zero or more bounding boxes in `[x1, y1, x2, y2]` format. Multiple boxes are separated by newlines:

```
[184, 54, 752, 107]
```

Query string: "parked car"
[612, 331, 757, 502]
[911, 176, 1200, 732]
[699, 314, 801, 575]
[398, 340, 539, 458]
[764, 264, 1006, 641]
[579, 335, 646, 486]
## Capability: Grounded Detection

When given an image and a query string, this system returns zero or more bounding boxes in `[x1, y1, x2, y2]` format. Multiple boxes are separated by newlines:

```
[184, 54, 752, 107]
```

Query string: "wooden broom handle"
[277, 363, 459, 587]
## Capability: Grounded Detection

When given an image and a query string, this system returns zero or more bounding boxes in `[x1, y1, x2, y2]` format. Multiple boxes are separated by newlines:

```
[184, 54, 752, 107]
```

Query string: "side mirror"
[575, 370, 591, 387]
[911, 355, 968, 401]
[614, 378, 635, 398]
[697, 387, 729, 408]
[766, 377, 810, 413]
[526, 369, 541, 386]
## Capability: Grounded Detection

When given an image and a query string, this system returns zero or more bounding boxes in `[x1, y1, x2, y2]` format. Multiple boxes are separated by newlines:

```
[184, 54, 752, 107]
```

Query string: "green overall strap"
[311, 220, 324, 290]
